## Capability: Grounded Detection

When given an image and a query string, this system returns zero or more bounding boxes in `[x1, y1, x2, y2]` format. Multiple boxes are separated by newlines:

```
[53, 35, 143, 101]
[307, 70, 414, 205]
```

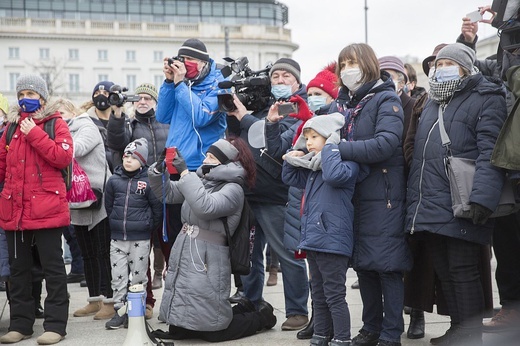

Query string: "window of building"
[69, 49, 79, 60]
[98, 49, 108, 61]
[126, 50, 136, 62]
[126, 75, 136, 92]
[8, 47, 20, 59]
[39, 48, 50, 60]
[98, 74, 109, 82]
[69, 74, 80, 92]
[9, 73, 20, 91]
[153, 51, 163, 62]
[154, 75, 163, 89]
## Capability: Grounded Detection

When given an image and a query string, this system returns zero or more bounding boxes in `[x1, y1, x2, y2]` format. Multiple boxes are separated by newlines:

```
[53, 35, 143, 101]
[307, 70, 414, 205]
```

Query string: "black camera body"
[167, 56, 185, 66]
[108, 85, 141, 107]
[217, 57, 272, 113]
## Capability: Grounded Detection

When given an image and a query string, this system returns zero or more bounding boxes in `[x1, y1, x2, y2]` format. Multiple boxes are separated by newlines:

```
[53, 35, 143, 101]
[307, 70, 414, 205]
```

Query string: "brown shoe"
[266, 267, 278, 286]
[0, 331, 32, 344]
[281, 315, 309, 331]
[93, 302, 115, 320]
[73, 301, 101, 317]
[36, 332, 64, 345]
[145, 304, 153, 320]
[483, 307, 520, 333]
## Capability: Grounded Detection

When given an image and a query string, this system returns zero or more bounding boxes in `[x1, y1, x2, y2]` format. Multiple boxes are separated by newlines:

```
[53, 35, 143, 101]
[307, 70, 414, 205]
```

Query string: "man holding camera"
[227, 58, 310, 331]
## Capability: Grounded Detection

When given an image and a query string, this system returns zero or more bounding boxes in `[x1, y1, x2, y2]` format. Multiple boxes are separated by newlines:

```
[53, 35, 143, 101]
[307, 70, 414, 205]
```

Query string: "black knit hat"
[270, 58, 301, 83]
[178, 38, 210, 62]
[206, 139, 239, 164]
[92, 81, 114, 97]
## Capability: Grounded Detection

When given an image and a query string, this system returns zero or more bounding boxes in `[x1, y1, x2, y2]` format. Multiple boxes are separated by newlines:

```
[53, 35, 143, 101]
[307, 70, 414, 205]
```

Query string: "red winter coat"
[0, 102, 73, 231]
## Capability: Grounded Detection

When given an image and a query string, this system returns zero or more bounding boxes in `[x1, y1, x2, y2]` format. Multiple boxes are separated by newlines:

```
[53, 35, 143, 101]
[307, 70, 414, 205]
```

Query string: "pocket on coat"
[30, 189, 62, 219]
[0, 189, 13, 221]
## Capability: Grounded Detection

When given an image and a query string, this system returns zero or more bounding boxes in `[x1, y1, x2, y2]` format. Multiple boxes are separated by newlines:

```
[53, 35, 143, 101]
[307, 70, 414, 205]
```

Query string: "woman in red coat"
[0, 75, 73, 345]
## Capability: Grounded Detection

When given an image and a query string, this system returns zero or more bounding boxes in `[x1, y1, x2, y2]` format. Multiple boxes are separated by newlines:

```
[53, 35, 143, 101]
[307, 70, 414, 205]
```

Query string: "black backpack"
[5, 118, 73, 191]
[219, 194, 256, 276]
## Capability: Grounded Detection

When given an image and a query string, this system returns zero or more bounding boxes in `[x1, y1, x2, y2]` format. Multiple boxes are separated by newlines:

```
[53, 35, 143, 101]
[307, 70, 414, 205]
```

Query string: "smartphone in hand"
[466, 10, 483, 23]
[164, 147, 178, 174]
[278, 102, 299, 117]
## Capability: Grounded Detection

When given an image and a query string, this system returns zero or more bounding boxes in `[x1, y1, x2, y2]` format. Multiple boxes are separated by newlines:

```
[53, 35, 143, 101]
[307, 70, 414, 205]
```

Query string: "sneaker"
[281, 315, 309, 331]
[483, 307, 520, 333]
[351, 329, 380, 346]
[228, 289, 245, 304]
[66, 273, 85, 284]
[105, 313, 128, 330]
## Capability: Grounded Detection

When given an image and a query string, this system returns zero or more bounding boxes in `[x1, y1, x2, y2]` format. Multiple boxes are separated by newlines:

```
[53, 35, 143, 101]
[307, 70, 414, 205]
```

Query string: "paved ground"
[0, 257, 518, 345]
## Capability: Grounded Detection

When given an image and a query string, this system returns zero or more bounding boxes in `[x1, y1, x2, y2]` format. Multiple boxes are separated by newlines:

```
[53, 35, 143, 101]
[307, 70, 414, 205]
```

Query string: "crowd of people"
[0, 6, 520, 346]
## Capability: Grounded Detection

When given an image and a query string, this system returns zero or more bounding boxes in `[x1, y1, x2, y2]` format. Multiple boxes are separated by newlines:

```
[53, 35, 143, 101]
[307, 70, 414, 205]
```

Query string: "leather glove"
[325, 132, 341, 146]
[172, 150, 187, 174]
[154, 148, 167, 173]
[288, 95, 313, 121]
[469, 203, 493, 225]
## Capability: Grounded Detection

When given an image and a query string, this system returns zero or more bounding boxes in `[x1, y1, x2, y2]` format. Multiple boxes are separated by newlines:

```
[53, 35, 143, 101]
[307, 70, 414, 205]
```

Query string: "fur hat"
[307, 63, 338, 98]
[134, 83, 158, 102]
[0, 93, 8, 115]
[92, 81, 114, 98]
[178, 38, 210, 62]
[270, 58, 301, 84]
[124, 137, 149, 167]
[16, 75, 49, 101]
[435, 43, 476, 73]
[206, 139, 239, 164]
[378, 56, 408, 83]
[422, 43, 448, 76]
[293, 113, 345, 150]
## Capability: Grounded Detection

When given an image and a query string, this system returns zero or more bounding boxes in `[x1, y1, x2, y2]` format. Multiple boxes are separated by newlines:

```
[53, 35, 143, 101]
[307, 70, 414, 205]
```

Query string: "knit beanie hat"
[307, 63, 338, 98]
[0, 93, 8, 115]
[422, 43, 448, 76]
[178, 38, 210, 62]
[270, 58, 301, 84]
[124, 137, 149, 167]
[293, 113, 345, 150]
[16, 75, 49, 101]
[435, 43, 476, 73]
[378, 56, 408, 83]
[92, 81, 115, 98]
[134, 83, 158, 102]
[206, 139, 239, 164]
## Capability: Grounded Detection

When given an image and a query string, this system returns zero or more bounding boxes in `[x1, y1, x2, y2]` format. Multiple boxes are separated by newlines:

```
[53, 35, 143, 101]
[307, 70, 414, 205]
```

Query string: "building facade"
[0, 0, 297, 103]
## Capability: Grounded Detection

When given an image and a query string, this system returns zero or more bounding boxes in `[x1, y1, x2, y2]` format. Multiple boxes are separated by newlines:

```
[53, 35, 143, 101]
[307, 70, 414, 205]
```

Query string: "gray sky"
[280, 0, 499, 83]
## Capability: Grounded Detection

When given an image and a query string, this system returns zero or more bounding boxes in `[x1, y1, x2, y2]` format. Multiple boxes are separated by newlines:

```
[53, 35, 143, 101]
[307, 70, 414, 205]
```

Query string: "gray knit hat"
[16, 75, 49, 101]
[124, 137, 149, 167]
[294, 113, 345, 150]
[178, 38, 210, 62]
[270, 58, 301, 83]
[435, 43, 476, 73]
[134, 83, 158, 102]
[206, 139, 239, 164]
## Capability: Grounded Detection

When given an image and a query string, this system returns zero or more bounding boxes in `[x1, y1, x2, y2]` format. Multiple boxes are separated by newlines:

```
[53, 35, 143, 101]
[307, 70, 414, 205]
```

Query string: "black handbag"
[85, 163, 108, 211]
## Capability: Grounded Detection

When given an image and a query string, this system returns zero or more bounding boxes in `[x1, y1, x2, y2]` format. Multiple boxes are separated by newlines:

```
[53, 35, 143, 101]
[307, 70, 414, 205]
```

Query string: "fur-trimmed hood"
[6, 100, 62, 124]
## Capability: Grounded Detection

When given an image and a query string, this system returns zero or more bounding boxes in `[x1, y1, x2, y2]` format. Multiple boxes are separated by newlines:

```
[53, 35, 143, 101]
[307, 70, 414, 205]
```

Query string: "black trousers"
[75, 218, 112, 298]
[5, 228, 69, 336]
[430, 233, 484, 329]
[493, 212, 520, 309]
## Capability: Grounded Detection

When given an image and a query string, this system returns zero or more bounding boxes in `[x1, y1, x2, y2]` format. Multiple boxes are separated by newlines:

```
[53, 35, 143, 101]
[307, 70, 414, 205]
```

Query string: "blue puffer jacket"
[333, 74, 412, 272]
[156, 59, 227, 170]
[406, 74, 507, 245]
[0, 228, 9, 280]
[282, 144, 360, 256]
[105, 166, 162, 241]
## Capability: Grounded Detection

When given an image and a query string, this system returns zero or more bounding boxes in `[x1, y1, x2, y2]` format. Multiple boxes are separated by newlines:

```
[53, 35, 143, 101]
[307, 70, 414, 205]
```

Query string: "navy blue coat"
[282, 144, 359, 257]
[406, 74, 507, 245]
[105, 166, 162, 241]
[334, 75, 412, 272]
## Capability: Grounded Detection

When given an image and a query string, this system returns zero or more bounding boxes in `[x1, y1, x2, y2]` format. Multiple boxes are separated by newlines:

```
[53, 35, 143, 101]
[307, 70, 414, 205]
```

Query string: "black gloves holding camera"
[154, 148, 167, 173]
[469, 203, 493, 225]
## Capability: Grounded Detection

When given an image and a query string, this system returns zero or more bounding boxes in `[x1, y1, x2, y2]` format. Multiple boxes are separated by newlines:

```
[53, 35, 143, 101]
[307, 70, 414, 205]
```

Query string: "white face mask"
[341, 68, 363, 92]
[434, 65, 461, 83]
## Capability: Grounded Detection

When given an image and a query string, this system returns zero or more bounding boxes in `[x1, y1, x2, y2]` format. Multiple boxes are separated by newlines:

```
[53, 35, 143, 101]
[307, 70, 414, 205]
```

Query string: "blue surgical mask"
[307, 96, 327, 112]
[271, 84, 293, 100]
[18, 98, 41, 113]
[434, 66, 461, 83]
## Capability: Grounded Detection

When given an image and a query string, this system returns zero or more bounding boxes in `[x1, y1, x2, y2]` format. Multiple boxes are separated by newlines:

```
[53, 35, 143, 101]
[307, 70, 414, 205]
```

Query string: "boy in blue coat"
[282, 113, 366, 346]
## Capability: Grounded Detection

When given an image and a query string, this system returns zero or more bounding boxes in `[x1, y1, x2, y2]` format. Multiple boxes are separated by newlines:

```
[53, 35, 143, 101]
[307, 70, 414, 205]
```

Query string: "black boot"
[430, 323, 459, 345]
[406, 308, 425, 339]
[297, 310, 314, 339]
[310, 335, 330, 346]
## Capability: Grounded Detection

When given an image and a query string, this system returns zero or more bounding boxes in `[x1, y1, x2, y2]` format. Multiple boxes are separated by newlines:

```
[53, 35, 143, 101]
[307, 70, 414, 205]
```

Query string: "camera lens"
[108, 93, 124, 106]
[217, 94, 237, 112]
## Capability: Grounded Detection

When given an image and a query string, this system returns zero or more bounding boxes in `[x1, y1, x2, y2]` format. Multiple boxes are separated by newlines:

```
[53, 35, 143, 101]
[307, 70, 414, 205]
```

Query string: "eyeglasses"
[138, 96, 153, 102]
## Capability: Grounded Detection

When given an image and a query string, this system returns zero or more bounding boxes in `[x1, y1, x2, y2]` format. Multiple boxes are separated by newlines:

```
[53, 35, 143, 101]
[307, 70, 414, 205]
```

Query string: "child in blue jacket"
[282, 113, 366, 346]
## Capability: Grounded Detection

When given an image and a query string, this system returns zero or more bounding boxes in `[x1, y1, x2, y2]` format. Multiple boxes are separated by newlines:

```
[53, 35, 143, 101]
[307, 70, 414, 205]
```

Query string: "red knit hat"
[306, 63, 338, 99]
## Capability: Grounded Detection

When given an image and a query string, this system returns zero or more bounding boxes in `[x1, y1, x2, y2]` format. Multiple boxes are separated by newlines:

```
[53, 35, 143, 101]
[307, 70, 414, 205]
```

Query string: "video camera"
[217, 57, 272, 113]
[108, 85, 141, 107]
[491, 0, 520, 52]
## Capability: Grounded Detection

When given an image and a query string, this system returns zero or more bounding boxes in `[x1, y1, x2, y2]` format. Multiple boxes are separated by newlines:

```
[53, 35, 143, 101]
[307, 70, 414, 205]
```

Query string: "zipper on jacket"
[148, 123, 157, 161]
[382, 168, 391, 208]
[411, 119, 439, 234]
[123, 178, 132, 240]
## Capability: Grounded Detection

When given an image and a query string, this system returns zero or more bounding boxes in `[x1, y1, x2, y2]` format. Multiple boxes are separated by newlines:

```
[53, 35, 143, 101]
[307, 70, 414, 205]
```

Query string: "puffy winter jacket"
[0, 102, 73, 231]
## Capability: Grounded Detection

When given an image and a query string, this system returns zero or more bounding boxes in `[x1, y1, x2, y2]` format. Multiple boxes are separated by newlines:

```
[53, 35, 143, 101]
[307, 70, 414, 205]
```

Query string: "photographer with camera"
[227, 57, 310, 331]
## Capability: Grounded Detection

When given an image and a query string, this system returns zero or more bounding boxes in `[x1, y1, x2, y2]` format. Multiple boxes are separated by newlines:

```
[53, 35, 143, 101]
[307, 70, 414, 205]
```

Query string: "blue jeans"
[241, 202, 309, 317]
[358, 270, 404, 343]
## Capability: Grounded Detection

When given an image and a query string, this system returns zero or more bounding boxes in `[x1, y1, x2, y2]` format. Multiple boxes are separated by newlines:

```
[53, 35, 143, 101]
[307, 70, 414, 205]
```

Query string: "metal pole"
[225, 26, 230, 57]
[364, 0, 368, 43]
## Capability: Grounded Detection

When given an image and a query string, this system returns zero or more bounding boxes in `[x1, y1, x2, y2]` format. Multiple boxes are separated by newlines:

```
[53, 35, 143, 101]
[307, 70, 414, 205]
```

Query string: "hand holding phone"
[466, 9, 483, 23]
[278, 102, 299, 116]
[164, 147, 178, 175]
